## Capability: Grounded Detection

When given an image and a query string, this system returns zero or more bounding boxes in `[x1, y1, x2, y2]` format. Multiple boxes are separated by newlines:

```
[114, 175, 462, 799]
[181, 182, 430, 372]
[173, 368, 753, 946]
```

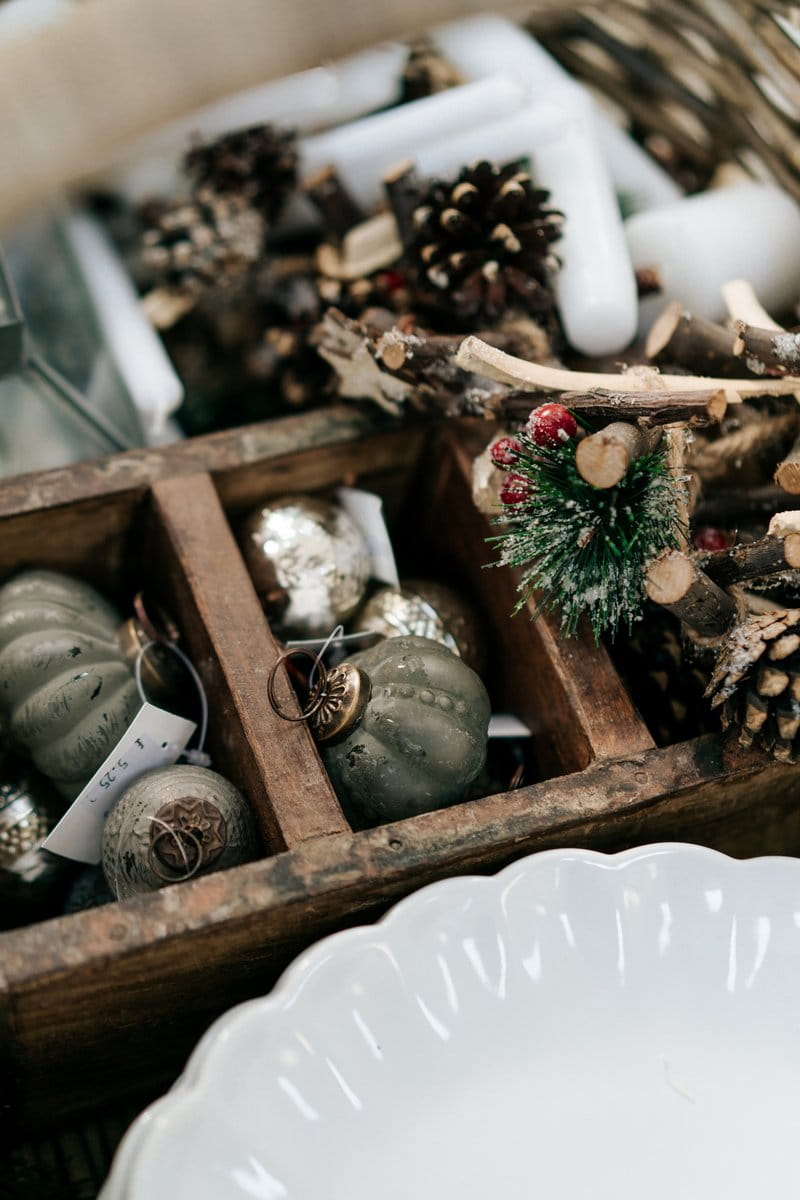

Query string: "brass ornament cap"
[149, 795, 228, 878]
[116, 612, 187, 710]
[309, 662, 371, 745]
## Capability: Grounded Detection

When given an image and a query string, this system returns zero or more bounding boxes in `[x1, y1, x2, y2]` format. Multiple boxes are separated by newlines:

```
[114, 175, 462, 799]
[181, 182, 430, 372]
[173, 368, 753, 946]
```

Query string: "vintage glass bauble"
[319, 635, 490, 824]
[0, 762, 73, 926]
[0, 570, 141, 798]
[101, 763, 259, 899]
[239, 495, 371, 639]
[354, 578, 485, 673]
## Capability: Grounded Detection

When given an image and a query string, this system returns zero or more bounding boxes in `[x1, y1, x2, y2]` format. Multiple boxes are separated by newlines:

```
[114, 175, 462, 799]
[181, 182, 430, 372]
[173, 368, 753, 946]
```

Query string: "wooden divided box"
[2, 403, 799, 1141]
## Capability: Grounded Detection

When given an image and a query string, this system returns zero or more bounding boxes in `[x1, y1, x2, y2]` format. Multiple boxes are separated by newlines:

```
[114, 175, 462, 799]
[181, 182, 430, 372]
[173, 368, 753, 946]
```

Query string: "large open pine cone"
[706, 609, 800, 761]
[408, 160, 562, 323]
[185, 125, 298, 223]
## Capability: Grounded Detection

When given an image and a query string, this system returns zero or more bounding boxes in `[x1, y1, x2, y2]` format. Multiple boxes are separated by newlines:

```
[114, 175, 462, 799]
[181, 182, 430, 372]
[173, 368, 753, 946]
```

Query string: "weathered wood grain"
[149, 473, 348, 851]
[0, 406, 395, 520]
[2, 734, 795, 1133]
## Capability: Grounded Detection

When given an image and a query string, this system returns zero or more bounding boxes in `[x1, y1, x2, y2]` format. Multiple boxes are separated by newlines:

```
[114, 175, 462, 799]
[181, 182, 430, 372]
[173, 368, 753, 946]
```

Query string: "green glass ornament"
[0, 569, 142, 799]
[101, 764, 259, 900]
[313, 635, 490, 825]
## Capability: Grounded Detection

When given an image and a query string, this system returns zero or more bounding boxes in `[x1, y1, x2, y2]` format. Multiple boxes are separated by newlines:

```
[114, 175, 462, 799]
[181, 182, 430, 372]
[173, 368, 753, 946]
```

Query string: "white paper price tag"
[337, 486, 400, 588]
[43, 702, 197, 865]
[488, 713, 533, 738]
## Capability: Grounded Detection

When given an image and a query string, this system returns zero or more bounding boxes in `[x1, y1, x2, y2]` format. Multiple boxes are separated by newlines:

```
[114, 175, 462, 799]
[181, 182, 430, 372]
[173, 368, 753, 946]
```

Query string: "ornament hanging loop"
[267, 649, 331, 724]
[267, 648, 370, 744]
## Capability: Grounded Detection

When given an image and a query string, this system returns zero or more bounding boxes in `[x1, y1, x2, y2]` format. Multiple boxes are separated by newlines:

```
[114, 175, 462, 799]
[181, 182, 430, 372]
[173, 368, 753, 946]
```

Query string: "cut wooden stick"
[775, 431, 800, 493]
[493, 387, 728, 428]
[564, 387, 726, 428]
[733, 322, 800, 376]
[141, 287, 196, 330]
[575, 421, 648, 488]
[645, 301, 741, 376]
[383, 159, 423, 249]
[645, 550, 737, 638]
[696, 530, 800, 588]
[316, 212, 402, 281]
[318, 308, 548, 417]
[720, 286, 800, 489]
[455, 335, 800, 398]
[721, 279, 783, 331]
[303, 165, 364, 241]
[664, 424, 692, 548]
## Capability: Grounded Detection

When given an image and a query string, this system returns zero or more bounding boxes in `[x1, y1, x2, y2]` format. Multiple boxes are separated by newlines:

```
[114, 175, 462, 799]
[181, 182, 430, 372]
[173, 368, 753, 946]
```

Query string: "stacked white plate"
[101, 844, 800, 1199]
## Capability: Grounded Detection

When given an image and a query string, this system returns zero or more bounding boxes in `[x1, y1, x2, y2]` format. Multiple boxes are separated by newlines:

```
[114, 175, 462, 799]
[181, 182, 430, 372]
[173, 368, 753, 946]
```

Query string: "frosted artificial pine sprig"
[490, 408, 685, 641]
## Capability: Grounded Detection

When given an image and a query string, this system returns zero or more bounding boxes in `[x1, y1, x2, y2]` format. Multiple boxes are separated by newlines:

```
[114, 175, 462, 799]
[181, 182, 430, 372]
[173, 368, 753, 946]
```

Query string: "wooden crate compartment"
[2, 407, 799, 1143]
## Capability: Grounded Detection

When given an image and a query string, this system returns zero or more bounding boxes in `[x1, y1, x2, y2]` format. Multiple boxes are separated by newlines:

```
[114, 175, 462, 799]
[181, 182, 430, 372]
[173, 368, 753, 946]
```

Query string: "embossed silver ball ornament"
[101, 764, 259, 899]
[269, 636, 491, 825]
[240, 496, 371, 639]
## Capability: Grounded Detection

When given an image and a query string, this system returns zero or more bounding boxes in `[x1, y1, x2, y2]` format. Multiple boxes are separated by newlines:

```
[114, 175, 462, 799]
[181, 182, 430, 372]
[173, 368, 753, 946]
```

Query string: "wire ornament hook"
[266, 648, 331, 724]
[146, 816, 204, 884]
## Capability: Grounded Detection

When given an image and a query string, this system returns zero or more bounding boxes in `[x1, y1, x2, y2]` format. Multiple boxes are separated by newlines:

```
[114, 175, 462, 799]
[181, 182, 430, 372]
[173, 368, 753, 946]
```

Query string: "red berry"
[490, 436, 523, 469]
[500, 473, 530, 505]
[526, 402, 578, 447]
[692, 526, 730, 552]
[380, 269, 407, 294]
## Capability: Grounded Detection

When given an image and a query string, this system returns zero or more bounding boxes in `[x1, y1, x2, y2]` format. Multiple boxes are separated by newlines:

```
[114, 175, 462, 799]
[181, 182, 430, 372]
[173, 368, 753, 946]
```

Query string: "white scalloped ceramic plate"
[101, 844, 800, 1199]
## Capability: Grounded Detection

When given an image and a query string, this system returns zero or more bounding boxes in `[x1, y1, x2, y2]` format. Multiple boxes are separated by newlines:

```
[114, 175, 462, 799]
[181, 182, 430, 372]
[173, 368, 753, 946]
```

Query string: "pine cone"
[141, 187, 266, 294]
[400, 38, 462, 102]
[185, 125, 298, 223]
[615, 604, 713, 746]
[408, 160, 562, 323]
[705, 608, 800, 761]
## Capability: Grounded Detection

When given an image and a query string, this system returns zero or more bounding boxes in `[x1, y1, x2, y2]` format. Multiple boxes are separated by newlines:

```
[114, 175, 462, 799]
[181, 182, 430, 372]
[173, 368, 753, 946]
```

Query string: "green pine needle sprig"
[491, 428, 685, 641]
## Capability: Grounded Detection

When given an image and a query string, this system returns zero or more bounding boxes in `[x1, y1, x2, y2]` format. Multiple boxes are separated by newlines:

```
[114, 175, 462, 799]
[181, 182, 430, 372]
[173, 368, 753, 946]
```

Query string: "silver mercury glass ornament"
[0, 762, 73, 926]
[102, 764, 259, 900]
[239, 495, 371, 639]
[353, 578, 485, 675]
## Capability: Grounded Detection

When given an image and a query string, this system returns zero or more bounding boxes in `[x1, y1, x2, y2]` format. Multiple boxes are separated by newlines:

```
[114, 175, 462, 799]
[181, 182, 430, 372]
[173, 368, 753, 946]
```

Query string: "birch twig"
[454, 335, 800, 398]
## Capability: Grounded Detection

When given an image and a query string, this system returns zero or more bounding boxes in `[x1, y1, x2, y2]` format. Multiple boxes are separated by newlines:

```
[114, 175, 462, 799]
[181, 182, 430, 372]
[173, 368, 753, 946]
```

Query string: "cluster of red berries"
[490, 403, 579, 505]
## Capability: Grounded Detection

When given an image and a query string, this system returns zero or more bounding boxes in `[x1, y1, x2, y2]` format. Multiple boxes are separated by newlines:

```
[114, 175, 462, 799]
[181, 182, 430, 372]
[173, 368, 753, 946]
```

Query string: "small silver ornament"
[353, 579, 485, 674]
[240, 495, 371, 639]
[101, 764, 259, 900]
[0, 763, 73, 925]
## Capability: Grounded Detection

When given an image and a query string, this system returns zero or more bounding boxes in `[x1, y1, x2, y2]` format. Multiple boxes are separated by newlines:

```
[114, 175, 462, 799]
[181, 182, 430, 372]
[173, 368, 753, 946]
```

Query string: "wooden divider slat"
[149, 472, 348, 852]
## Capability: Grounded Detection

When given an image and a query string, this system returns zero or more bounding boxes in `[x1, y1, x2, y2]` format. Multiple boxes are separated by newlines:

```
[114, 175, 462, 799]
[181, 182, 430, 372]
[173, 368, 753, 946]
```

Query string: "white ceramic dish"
[101, 844, 800, 1199]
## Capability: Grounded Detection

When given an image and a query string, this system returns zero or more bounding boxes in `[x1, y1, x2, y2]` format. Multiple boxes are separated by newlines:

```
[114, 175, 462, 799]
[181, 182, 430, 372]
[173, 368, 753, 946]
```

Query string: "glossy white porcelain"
[101, 844, 800, 1199]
